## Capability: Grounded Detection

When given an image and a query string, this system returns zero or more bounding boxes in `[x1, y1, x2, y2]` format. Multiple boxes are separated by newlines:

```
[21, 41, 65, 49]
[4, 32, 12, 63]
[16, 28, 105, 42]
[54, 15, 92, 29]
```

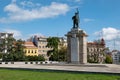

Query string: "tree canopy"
[46, 37, 60, 61]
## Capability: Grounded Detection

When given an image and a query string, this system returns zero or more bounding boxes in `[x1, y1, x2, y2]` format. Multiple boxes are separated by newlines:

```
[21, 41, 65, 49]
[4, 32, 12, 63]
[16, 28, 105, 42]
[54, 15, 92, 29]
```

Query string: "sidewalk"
[0, 63, 120, 74]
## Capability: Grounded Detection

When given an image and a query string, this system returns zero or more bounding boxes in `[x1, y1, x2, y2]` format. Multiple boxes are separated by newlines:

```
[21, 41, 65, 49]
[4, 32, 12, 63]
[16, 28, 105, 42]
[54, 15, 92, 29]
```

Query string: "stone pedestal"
[65, 28, 88, 64]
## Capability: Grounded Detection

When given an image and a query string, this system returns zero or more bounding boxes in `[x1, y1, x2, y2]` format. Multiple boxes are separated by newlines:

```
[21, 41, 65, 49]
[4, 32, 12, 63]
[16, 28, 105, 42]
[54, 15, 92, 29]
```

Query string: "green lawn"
[0, 69, 120, 80]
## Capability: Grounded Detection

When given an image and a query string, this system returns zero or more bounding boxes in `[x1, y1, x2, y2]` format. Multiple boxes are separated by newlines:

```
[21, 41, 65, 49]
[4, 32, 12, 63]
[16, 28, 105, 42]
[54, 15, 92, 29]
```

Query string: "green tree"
[0, 53, 2, 59]
[0, 37, 15, 61]
[105, 55, 113, 64]
[0, 37, 16, 54]
[2, 39, 26, 61]
[58, 46, 67, 61]
[38, 55, 45, 61]
[26, 55, 45, 61]
[46, 37, 60, 61]
[13, 39, 25, 61]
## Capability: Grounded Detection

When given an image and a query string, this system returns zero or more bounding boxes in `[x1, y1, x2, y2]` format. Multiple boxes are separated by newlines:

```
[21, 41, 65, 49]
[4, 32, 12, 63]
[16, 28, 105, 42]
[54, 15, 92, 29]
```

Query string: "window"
[28, 50, 30, 53]
[31, 50, 33, 53]
[35, 50, 37, 53]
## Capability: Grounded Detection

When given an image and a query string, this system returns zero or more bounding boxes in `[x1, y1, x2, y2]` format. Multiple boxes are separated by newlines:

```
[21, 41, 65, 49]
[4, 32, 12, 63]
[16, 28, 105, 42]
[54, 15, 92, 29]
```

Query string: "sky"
[0, 0, 120, 50]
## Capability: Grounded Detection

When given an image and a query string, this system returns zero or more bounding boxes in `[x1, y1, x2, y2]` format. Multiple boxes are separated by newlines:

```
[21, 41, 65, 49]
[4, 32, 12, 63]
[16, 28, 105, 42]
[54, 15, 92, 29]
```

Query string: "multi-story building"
[32, 36, 67, 60]
[0, 32, 13, 53]
[24, 41, 38, 56]
[32, 36, 52, 60]
[87, 38, 106, 63]
[112, 50, 120, 64]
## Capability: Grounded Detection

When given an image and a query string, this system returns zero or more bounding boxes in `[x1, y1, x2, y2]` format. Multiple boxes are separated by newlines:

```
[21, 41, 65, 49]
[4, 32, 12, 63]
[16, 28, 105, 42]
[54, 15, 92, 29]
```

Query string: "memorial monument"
[65, 9, 88, 64]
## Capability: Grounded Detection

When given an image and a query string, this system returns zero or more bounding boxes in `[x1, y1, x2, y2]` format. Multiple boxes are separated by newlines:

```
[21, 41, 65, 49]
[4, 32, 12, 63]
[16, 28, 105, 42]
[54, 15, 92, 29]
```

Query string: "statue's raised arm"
[72, 9, 80, 29]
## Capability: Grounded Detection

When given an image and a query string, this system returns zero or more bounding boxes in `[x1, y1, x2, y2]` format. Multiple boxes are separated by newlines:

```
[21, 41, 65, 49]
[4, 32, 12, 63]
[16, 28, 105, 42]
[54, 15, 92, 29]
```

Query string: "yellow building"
[24, 42, 38, 56]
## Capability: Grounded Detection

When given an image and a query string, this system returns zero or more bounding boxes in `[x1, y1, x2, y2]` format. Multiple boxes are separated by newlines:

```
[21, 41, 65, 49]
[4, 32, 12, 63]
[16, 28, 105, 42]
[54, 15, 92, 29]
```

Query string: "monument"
[65, 9, 88, 64]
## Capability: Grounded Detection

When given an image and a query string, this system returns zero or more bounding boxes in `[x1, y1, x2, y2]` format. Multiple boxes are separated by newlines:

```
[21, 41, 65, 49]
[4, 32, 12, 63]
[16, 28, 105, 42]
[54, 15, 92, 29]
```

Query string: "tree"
[0, 53, 2, 59]
[11, 39, 25, 61]
[58, 46, 67, 61]
[105, 55, 113, 64]
[38, 55, 45, 61]
[46, 37, 60, 61]
[25, 55, 45, 61]
[2, 39, 26, 61]
[0, 37, 16, 54]
[0, 37, 15, 61]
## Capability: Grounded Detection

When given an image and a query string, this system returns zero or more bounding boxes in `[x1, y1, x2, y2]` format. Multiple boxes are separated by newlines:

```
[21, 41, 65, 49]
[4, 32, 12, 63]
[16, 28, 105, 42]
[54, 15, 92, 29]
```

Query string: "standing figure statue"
[72, 9, 80, 29]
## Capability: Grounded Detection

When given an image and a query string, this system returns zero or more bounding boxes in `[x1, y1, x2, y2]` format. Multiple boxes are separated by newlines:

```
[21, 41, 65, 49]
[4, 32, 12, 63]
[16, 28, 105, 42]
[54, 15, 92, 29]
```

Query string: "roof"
[24, 41, 37, 48]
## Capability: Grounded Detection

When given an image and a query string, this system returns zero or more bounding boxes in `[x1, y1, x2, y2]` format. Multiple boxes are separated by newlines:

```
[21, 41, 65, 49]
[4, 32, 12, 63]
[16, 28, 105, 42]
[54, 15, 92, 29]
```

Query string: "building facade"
[0, 32, 13, 53]
[31, 36, 68, 60]
[87, 38, 106, 63]
[112, 50, 120, 64]
[32, 36, 52, 60]
[24, 41, 38, 56]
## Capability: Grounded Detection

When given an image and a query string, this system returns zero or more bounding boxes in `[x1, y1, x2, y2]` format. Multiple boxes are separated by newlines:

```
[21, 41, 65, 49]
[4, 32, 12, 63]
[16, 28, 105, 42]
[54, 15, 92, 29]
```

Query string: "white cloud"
[0, 1, 70, 23]
[102, 27, 120, 40]
[2, 29, 22, 39]
[20, 1, 41, 8]
[94, 27, 120, 50]
[95, 27, 120, 41]
[83, 18, 94, 23]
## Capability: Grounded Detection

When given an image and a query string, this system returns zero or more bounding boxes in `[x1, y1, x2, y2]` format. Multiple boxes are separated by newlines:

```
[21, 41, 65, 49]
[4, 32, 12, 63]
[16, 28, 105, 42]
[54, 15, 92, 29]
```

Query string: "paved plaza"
[0, 63, 120, 74]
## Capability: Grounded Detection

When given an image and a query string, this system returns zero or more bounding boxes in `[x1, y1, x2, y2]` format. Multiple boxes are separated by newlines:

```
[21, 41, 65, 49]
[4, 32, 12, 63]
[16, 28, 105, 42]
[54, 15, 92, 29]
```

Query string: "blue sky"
[0, 0, 120, 50]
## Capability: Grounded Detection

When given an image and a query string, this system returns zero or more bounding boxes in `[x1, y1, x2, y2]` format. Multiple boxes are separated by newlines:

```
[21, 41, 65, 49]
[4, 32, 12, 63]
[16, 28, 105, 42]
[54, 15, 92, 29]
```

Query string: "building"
[112, 50, 120, 64]
[58, 37, 67, 49]
[32, 36, 52, 60]
[31, 36, 67, 60]
[87, 38, 106, 63]
[0, 32, 13, 53]
[24, 41, 38, 56]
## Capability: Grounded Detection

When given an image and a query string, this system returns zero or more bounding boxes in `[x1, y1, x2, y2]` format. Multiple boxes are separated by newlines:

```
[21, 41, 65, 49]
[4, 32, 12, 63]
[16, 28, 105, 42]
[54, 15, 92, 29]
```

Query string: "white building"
[112, 50, 120, 64]
[0, 32, 13, 53]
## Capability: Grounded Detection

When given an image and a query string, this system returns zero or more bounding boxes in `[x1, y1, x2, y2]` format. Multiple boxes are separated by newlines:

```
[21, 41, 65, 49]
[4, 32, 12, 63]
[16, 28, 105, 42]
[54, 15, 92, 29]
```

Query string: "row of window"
[87, 48, 103, 52]
[25, 50, 37, 54]
[39, 42, 47, 44]
[38, 50, 48, 53]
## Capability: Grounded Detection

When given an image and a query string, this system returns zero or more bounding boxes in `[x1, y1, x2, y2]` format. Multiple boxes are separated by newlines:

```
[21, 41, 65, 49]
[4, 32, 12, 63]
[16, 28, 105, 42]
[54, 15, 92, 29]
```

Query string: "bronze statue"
[72, 9, 79, 29]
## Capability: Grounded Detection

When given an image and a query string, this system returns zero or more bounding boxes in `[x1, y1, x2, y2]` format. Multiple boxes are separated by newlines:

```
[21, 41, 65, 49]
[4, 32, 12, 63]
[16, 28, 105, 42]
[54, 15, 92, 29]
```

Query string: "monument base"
[65, 27, 88, 64]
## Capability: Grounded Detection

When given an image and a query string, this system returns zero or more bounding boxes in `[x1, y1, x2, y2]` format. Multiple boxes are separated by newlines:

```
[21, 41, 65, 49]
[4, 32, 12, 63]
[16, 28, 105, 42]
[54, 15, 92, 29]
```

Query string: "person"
[72, 9, 79, 28]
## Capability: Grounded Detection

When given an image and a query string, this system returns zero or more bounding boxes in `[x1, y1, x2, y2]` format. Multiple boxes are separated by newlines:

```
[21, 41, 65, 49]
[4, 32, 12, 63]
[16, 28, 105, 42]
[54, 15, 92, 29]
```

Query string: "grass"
[0, 69, 120, 80]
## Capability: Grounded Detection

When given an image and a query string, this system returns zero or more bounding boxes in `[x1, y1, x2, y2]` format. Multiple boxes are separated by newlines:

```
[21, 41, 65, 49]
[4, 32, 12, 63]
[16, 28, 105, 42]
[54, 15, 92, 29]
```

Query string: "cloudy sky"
[0, 0, 120, 50]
